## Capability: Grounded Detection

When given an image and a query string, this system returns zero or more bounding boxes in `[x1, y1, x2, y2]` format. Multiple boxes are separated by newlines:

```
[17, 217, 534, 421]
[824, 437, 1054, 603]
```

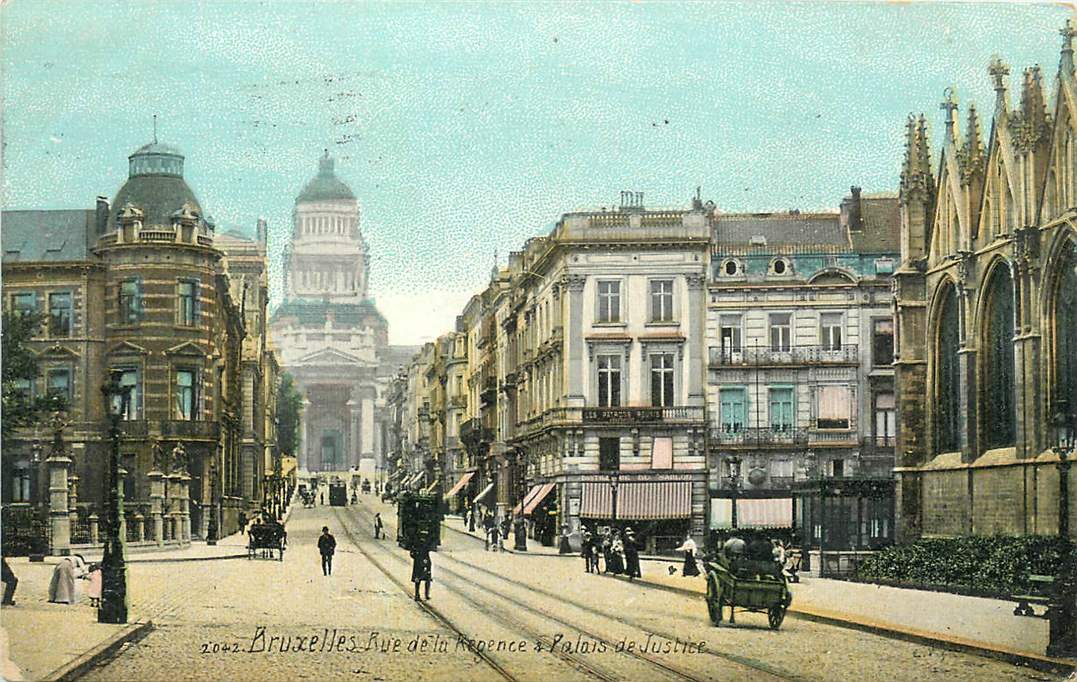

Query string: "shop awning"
[709, 498, 793, 529]
[473, 481, 496, 507]
[523, 483, 556, 515]
[579, 480, 691, 520]
[512, 484, 543, 515]
[422, 479, 439, 495]
[444, 472, 475, 500]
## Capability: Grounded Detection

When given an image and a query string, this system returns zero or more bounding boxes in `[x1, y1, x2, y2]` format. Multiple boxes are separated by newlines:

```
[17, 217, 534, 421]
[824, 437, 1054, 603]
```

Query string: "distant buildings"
[893, 27, 1077, 541]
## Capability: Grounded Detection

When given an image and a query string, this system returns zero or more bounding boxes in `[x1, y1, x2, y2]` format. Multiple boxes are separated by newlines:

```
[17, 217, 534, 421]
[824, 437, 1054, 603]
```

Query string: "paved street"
[80, 498, 1064, 682]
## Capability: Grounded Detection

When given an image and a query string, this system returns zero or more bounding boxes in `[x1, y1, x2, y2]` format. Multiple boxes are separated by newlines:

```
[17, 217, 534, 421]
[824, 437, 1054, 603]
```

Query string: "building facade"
[893, 27, 1077, 541]
[2, 140, 275, 551]
[706, 191, 901, 561]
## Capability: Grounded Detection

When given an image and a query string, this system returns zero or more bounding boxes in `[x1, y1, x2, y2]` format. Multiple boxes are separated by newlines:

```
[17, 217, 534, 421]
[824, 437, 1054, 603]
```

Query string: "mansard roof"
[1, 209, 95, 263]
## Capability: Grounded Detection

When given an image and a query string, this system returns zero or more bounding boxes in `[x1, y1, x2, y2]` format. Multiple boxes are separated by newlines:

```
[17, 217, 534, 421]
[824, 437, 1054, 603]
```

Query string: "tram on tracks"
[396, 492, 441, 551]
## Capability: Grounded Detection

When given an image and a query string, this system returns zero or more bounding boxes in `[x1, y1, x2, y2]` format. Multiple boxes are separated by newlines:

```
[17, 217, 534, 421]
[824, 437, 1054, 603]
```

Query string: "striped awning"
[512, 484, 543, 515]
[444, 472, 474, 500]
[422, 479, 439, 495]
[473, 481, 496, 506]
[523, 483, 556, 515]
[710, 498, 792, 528]
[580, 480, 691, 520]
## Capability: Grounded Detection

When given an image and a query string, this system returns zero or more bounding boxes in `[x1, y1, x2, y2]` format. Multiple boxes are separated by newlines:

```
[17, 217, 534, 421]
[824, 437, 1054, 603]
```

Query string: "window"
[935, 286, 961, 451]
[46, 368, 72, 402]
[122, 454, 137, 501]
[816, 385, 851, 429]
[111, 368, 140, 420]
[820, 313, 843, 351]
[596, 354, 621, 407]
[599, 437, 620, 471]
[872, 319, 894, 366]
[650, 353, 675, 407]
[12, 292, 36, 316]
[651, 436, 673, 469]
[983, 268, 1016, 448]
[597, 281, 621, 323]
[722, 260, 740, 276]
[48, 292, 72, 337]
[650, 280, 674, 322]
[769, 387, 794, 432]
[177, 280, 198, 326]
[874, 393, 896, 445]
[830, 459, 845, 478]
[719, 388, 746, 433]
[719, 315, 742, 360]
[771, 460, 794, 478]
[769, 313, 792, 352]
[12, 378, 32, 401]
[771, 258, 790, 275]
[10, 461, 31, 502]
[875, 257, 895, 275]
[118, 278, 143, 324]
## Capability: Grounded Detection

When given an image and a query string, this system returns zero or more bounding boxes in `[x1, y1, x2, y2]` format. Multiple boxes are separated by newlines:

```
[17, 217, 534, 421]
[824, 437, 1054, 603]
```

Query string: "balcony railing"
[709, 426, 808, 446]
[709, 344, 859, 367]
[119, 420, 149, 437]
[449, 395, 467, 409]
[161, 420, 220, 440]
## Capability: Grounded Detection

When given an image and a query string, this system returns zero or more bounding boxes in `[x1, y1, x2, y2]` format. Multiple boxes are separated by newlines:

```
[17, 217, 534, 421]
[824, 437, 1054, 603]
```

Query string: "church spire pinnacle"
[940, 88, 959, 143]
[901, 114, 934, 198]
[988, 55, 1010, 111]
[1061, 19, 1075, 77]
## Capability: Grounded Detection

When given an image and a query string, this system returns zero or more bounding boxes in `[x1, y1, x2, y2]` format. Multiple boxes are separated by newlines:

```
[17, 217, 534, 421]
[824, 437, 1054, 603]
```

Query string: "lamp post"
[1048, 405, 1076, 658]
[206, 460, 220, 545]
[99, 371, 132, 624]
[726, 455, 742, 529]
[513, 449, 527, 551]
[608, 472, 620, 529]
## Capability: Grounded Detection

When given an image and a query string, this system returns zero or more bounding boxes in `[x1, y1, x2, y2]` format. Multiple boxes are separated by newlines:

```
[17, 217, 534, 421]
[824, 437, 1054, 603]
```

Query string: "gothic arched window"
[935, 285, 961, 452]
[1055, 241, 1077, 419]
[982, 265, 1016, 448]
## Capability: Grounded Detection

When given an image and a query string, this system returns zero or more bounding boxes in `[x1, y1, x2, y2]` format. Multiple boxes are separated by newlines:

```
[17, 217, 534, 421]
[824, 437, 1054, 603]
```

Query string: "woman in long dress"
[608, 533, 625, 575]
[675, 534, 700, 577]
[48, 556, 85, 604]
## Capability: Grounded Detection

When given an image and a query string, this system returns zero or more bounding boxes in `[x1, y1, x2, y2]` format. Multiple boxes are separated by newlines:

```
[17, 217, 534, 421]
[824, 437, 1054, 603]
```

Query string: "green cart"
[704, 555, 792, 629]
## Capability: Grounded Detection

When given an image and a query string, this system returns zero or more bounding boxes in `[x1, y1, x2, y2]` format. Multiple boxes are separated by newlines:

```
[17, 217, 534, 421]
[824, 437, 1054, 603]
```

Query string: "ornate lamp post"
[726, 455, 742, 529]
[206, 460, 220, 545]
[513, 449, 527, 551]
[1048, 405, 1076, 658]
[99, 371, 132, 624]
[608, 472, 620, 528]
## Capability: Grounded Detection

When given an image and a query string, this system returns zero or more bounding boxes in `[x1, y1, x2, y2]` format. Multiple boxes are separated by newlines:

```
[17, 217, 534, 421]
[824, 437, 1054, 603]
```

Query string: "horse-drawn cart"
[248, 523, 286, 561]
[704, 555, 792, 629]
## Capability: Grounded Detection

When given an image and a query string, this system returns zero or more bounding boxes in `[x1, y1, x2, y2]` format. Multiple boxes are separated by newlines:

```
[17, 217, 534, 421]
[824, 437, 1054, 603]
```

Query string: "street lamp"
[1052, 406, 1075, 540]
[99, 371, 132, 624]
[726, 455, 742, 529]
[1048, 404, 1077, 658]
[608, 472, 620, 528]
[206, 460, 220, 545]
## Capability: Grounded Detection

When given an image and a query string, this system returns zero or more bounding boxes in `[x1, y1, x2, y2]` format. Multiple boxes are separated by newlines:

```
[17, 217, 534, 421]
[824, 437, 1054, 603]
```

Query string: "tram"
[396, 492, 441, 551]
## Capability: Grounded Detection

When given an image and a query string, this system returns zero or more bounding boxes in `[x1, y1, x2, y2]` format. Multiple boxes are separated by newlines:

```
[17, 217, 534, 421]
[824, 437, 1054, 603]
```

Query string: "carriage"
[703, 554, 792, 629]
[396, 492, 441, 551]
[248, 522, 287, 561]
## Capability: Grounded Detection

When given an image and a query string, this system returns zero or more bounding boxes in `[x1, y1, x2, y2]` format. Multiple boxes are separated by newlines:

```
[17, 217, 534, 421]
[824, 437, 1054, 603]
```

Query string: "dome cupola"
[296, 150, 355, 203]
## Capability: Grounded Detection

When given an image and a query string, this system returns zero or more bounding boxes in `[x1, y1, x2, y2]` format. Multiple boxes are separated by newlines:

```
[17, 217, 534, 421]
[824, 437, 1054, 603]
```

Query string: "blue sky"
[1, 1, 1069, 344]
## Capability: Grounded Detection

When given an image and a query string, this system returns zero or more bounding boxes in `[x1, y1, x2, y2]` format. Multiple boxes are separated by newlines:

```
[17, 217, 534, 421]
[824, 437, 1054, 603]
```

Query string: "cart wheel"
[768, 605, 786, 630]
[706, 575, 723, 625]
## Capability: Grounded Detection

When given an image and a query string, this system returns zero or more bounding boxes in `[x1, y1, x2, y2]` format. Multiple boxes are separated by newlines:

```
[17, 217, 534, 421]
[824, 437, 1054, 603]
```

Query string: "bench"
[1011, 574, 1054, 617]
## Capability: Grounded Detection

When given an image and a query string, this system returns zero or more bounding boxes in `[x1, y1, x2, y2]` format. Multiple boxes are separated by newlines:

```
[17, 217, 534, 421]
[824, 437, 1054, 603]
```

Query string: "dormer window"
[770, 257, 791, 276]
[721, 259, 742, 277]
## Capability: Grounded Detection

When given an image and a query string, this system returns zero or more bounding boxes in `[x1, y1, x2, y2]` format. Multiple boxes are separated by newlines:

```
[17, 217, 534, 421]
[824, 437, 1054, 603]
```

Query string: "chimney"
[95, 196, 109, 235]
[257, 217, 268, 247]
[840, 186, 863, 232]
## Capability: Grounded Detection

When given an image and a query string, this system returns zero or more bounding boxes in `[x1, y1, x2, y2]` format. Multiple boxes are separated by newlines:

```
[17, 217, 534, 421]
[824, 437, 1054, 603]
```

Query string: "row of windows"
[717, 257, 895, 278]
[11, 368, 73, 402]
[117, 278, 201, 326]
[298, 214, 354, 236]
[595, 279, 676, 324]
[717, 313, 893, 362]
[595, 352, 677, 408]
[10, 291, 73, 337]
[714, 386, 894, 434]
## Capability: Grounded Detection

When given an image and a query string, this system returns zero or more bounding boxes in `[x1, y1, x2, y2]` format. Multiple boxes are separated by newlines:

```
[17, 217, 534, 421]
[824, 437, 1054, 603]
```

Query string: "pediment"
[38, 343, 80, 359]
[296, 347, 363, 366]
[166, 341, 207, 357]
[107, 341, 148, 356]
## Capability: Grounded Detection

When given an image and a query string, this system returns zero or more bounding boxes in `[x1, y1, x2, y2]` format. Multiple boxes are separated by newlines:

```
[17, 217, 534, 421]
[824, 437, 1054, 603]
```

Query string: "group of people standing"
[580, 527, 643, 579]
[467, 508, 510, 552]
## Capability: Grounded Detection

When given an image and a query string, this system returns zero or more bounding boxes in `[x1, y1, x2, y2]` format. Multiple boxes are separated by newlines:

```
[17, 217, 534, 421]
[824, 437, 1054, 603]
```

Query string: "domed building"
[270, 152, 415, 475]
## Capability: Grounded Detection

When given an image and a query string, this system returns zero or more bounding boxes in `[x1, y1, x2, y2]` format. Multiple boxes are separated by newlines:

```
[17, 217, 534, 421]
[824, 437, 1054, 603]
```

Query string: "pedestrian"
[1, 558, 18, 606]
[320, 491, 325, 506]
[238, 511, 248, 535]
[623, 528, 641, 580]
[410, 545, 432, 601]
[374, 513, 384, 540]
[48, 555, 86, 604]
[581, 529, 594, 573]
[466, 507, 475, 532]
[318, 526, 336, 576]
[85, 562, 103, 607]
[500, 516, 510, 542]
[482, 514, 494, 551]
[607, 531, 624, 575]
[675, 534, 700, 577]
[558, 522, 572, 554]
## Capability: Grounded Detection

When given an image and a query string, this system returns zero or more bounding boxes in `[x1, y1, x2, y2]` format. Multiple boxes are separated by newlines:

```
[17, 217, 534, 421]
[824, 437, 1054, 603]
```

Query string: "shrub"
[856, 535, 1073, 595]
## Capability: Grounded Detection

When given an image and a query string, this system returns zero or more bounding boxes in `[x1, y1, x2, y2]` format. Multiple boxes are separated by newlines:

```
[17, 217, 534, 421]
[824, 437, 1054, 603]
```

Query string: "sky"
[0, 1, 1070, 345]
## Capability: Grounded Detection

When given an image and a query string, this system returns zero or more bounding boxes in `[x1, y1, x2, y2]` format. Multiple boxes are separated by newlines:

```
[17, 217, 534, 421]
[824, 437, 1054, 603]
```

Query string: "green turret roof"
[296, 151, 355, 203]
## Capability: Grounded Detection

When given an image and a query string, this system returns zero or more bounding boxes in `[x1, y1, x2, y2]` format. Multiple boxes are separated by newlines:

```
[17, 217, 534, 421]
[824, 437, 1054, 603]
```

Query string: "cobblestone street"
[82, 498, 1065, 682]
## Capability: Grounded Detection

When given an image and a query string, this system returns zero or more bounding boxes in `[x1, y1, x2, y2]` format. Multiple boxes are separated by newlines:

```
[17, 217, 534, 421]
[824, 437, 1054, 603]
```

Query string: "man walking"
[2, 558, 18, 606]
[373, 513, 384, 539]
[318, 526, 336, 576]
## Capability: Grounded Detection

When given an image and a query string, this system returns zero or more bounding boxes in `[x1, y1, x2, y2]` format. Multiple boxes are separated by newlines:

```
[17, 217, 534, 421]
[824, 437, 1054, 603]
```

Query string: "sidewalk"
[440, 515, 1073, 672]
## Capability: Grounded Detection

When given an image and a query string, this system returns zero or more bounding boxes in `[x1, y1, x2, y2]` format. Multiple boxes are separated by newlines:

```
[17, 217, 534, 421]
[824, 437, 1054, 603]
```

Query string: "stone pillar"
[132, 513, 144, 543]
[564, 274, 586, 405]
[178, 473, 192, 543]
[148, 470, 165, 546]
[89, 513, 99, 544]
[685, 273, 706, 406]
[47, 453, 72, 556]
[67, 474, 80, 530]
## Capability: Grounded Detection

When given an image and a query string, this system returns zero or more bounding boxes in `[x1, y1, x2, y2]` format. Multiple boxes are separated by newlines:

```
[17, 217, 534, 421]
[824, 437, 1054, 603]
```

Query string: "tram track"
[344, 502, 795, 682]
[333, 507, 694, 682]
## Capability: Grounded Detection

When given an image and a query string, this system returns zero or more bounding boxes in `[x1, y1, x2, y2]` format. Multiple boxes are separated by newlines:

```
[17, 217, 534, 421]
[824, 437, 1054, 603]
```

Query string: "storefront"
[792, 478, 895, 575]
[576, 473, 697, 555]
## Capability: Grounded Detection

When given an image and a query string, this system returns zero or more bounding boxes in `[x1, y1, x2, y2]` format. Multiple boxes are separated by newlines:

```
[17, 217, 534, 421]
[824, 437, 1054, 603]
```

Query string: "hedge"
[855, 535, 1073, 595]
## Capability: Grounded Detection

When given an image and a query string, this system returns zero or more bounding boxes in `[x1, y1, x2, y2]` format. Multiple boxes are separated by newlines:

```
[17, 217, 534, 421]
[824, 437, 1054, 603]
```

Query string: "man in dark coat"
[373, 513, 384, 539]
[410, 532, 432, 601]
[318, 526, 336, 576]
[2, 558, 18, 606]
[623, 528, 642, 579]
[581, 530, 594, 573]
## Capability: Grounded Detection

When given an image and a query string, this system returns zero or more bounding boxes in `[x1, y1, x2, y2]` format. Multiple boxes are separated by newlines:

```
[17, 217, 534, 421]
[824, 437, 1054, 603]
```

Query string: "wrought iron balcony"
[160, 420, 219, 440]
[709, 344, 859, 367]
[709, 426, 808, 446]
[582, 406, 705, 424]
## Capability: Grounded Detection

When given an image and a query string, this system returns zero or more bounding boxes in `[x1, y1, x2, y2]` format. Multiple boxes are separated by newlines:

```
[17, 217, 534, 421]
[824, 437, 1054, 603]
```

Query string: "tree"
[1, 311, 67, 449]
[275, 372, 303, 456]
